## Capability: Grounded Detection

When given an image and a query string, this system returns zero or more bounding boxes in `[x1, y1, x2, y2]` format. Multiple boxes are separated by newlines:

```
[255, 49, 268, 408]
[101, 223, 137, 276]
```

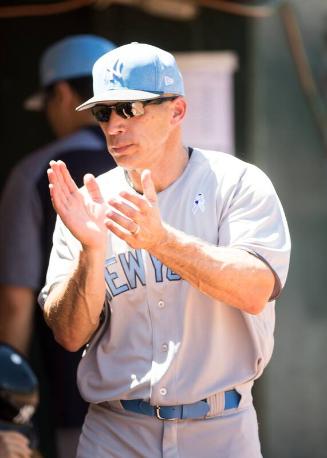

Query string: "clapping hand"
[47, 160, 108, 251]
[105, 169, 167, 250]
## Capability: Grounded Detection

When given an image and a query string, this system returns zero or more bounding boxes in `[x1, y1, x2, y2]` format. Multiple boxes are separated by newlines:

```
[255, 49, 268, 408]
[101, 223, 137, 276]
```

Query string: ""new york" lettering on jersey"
[104, 249, 181, 299]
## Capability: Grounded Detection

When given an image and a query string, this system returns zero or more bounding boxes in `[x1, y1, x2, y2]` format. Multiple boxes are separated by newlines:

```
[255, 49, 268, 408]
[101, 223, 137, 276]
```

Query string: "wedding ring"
[131, 225, 140, 235]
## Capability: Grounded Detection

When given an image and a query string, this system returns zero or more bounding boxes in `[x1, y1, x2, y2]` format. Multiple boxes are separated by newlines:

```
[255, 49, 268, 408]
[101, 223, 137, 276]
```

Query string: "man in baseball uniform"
[39, 42, 291, 457]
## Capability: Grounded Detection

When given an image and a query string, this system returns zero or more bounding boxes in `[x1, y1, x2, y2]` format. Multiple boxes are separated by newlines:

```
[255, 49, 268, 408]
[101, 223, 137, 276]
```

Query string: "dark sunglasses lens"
[115, 102, 134, 119]
[92, 106, 111, 122]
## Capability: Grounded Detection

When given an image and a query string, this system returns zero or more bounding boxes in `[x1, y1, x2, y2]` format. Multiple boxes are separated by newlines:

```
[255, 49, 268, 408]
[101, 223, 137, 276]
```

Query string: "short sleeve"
[218, 164, 291, 297]
[38, 216, 81, 308]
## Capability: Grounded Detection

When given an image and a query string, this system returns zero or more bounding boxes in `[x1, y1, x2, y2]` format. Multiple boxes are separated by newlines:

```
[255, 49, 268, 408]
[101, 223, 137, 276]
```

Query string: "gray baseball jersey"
[39, 148, 290, 457]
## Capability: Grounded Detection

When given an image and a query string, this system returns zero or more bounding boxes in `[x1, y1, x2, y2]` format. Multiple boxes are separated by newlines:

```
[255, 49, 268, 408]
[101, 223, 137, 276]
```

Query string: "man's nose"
[103, 110, 127, 135]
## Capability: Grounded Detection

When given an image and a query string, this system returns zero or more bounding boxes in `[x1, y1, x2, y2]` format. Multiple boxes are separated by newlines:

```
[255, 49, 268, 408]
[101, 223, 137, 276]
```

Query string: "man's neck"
[126, 144, 189, 194]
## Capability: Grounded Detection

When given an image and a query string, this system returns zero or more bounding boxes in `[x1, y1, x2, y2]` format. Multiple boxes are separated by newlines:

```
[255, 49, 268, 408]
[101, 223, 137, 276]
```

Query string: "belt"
[121, 389, 241, 420]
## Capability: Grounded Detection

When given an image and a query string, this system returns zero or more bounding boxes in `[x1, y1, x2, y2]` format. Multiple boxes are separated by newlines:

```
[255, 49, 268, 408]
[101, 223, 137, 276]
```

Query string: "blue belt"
[121, 389, 240, 420]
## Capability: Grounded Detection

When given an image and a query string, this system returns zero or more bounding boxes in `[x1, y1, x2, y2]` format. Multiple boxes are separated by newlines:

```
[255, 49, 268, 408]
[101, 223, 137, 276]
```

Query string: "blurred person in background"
[0, 342, 41, 458]
[0, 34, 116, 458]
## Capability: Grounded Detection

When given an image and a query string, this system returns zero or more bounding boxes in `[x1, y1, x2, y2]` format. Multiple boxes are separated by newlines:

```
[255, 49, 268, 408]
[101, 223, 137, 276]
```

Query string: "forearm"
[44, 247, 106, 351]
[150, 224, 275, 314]
[0, 286, 34, 354]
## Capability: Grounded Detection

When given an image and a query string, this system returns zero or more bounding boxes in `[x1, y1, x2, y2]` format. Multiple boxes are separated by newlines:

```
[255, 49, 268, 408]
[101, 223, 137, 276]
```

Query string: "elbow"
[244, 266, 276, 315]
[53, 331, 86, 352]
[243, 298, 267, 315]
[43, 298, 93, 352]
[243, 281, 275, 315]
[51, 320, 99, 352]
[44, 312, 98, 352]
[221, 293, 267, 315]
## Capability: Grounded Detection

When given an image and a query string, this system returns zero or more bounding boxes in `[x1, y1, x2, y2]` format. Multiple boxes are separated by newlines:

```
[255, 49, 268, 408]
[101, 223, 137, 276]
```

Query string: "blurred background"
[0, 0, 327, 457]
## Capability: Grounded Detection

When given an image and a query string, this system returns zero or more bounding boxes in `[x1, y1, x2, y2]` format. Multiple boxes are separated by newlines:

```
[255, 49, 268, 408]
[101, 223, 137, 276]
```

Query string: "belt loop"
[206, 381, 253, 417]
[206, 391, 225, 417]
[235, 380, 253, 409]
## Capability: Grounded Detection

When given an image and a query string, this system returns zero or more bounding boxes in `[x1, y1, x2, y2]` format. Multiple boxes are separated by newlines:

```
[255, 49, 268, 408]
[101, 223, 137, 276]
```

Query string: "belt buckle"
[155, 405, 178, 421]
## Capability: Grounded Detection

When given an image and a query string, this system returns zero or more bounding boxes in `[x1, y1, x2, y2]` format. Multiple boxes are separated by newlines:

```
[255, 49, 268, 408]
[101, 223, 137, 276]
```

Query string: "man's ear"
[171, 97, 187, 125]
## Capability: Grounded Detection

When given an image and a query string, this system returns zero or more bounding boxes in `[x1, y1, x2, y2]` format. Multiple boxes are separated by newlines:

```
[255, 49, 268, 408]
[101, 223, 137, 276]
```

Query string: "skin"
[0, 81, 96, 355]
[0, 430, 32, 458]
[44, 96, 275, 352]
[0, 287, 34, 354]
[45, 81, 95, 139]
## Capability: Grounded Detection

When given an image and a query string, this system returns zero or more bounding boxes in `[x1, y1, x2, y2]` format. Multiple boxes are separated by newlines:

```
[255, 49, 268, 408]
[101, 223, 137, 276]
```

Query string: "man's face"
[45, 85, 67, 138]
[45, 82, 77, 138]
[96, 98, 181, 171]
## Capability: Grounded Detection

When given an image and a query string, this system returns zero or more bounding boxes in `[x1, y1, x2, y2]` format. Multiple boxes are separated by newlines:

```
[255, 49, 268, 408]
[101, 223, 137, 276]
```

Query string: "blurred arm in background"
[0, 286, 35, 355]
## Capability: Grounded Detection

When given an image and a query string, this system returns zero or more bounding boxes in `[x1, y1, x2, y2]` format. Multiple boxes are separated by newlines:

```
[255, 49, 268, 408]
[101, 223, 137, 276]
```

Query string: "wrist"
[80, 244, 106, 262]
[148, 222, 172, 255]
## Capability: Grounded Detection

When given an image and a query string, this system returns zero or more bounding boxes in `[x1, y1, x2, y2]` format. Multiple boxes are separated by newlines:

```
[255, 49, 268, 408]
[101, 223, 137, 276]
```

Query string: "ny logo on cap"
[104, 66, 124, 88]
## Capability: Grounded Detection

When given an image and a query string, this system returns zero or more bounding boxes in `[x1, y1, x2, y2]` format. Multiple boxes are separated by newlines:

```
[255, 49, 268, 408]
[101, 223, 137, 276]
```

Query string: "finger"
[48, 173, 69, 212]
[108, 198, 141, 220]
[47, 169, 68, 201]
[47, 165, 63, 193]
[118, 191, 149, 212]
[49, 160, 67, 188]
[48, 161, 72, 200]
[47, 174, 74, 214]
[105, 218, 134, 240]
[141, 169, 158, 206]
[106, 209, 137, 234]
[47, 166, 56, 186]
[57, 160, 79, 194]
[84, 174, 104, 203]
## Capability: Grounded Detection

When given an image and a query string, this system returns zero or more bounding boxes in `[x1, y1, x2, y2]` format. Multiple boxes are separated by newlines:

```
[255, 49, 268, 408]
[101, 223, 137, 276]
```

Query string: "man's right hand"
[47, 160, 108, 251]
[0, 431, 32, 457]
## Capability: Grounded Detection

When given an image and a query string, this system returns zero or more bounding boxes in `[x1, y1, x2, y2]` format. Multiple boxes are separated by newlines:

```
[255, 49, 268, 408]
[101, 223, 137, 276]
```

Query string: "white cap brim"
[76, 89, 161, 111]
[24, 91, 45, 111]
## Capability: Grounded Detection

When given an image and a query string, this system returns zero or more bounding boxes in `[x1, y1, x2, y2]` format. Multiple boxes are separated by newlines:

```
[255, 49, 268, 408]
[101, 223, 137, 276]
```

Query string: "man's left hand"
[105, 169, 167, 250]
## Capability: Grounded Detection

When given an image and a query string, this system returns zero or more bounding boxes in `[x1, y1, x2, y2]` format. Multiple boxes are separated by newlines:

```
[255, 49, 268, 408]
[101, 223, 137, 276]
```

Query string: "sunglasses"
[91, 97, 177, 123]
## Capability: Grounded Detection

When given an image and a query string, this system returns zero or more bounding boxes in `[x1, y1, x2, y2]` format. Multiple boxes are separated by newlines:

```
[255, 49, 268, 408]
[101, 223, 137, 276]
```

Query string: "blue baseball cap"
[25, 34, 116, 111]
[76, 42, 185, 111]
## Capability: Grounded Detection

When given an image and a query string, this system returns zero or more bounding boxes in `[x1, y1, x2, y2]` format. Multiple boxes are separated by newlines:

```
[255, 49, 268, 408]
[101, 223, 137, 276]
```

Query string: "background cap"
[0, 342, 38, 425]
[76, 42, 185, 111]
[25, 34, 116, 111]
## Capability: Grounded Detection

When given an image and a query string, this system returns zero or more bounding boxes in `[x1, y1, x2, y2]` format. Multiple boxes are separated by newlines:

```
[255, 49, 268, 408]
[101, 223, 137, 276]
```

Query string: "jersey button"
[158, 300, 165, 309]
[160, 387, 167, 396]
[161, 343, 168, 352]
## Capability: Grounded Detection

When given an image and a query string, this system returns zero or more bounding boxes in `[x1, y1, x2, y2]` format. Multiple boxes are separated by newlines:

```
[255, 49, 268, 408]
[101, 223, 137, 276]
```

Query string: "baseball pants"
[76, 400, 262, 458]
